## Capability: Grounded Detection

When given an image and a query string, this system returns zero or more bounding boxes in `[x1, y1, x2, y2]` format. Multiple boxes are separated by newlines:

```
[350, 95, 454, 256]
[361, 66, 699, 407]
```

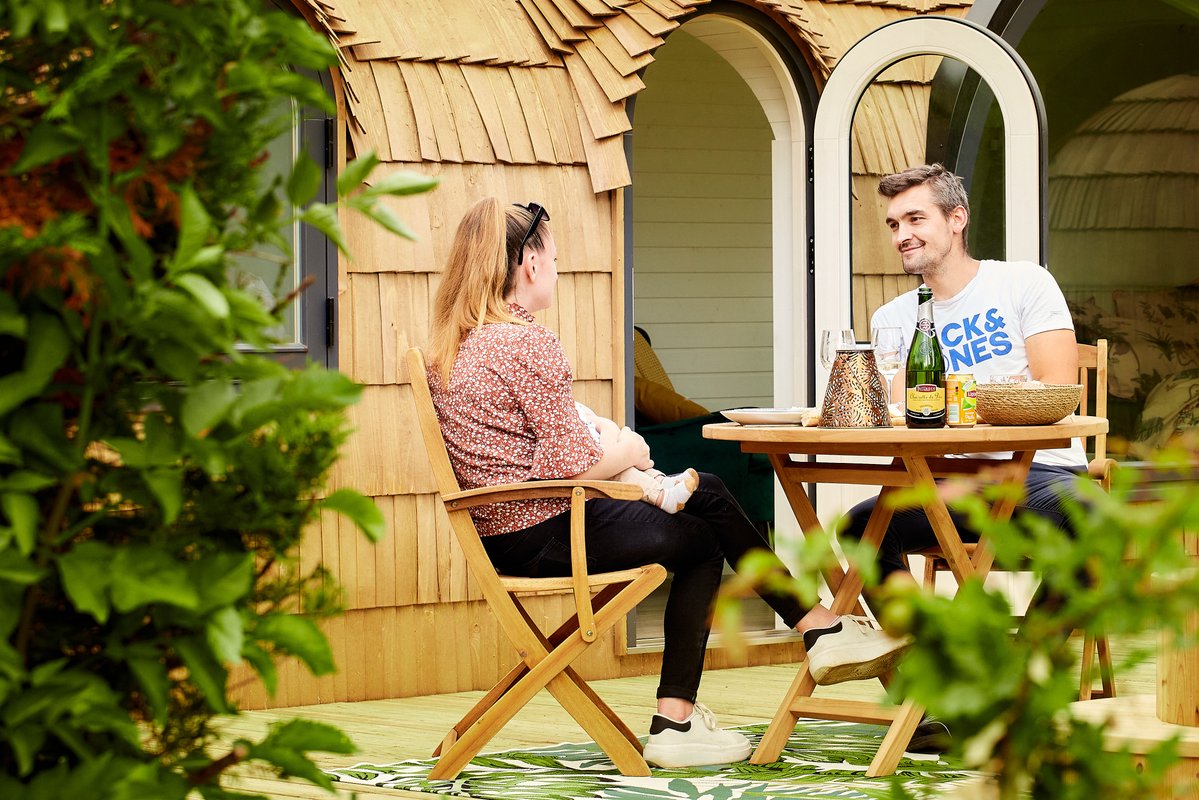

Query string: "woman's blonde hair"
[428, 197, 549, 381]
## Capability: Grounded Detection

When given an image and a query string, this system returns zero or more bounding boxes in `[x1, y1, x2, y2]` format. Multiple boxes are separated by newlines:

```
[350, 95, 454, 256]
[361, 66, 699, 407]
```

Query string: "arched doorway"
[624, 4, 817, 647]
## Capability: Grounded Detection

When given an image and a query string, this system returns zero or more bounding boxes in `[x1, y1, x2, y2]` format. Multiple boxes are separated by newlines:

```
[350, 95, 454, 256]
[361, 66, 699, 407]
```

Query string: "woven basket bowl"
[975, 383, 1082, 426]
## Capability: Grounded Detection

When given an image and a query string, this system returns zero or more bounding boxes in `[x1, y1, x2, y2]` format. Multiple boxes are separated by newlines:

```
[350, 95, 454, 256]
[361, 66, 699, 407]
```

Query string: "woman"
[426, 198, 909, 768]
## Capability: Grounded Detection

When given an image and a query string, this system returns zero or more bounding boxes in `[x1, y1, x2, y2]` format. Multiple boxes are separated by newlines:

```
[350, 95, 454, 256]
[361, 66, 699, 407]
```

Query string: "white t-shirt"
[871, 260, 1085, 468]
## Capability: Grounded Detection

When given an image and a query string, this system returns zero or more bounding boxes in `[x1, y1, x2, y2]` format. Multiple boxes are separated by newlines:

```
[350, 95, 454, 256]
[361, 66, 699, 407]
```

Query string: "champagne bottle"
[905, 286, 946, 428]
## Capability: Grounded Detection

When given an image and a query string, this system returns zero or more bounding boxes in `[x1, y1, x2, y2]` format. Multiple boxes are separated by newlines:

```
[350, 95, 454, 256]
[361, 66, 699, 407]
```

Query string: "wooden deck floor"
[220, 633, 1157, 799]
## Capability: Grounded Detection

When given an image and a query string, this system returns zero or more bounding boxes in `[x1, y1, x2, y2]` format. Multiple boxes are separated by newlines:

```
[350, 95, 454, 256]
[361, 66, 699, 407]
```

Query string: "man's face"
[884, 183, 964, 278]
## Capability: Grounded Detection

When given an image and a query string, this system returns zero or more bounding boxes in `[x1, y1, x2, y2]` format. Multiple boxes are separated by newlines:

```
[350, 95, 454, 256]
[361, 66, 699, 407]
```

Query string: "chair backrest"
[405, 347, 520, 610]
[406, 347, 467, 498]
[1077, 339, 1109, 462]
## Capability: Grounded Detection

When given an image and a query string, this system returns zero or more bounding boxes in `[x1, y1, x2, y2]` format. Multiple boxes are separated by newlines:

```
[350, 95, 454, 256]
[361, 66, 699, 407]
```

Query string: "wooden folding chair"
[916, 340, 1118, 700]
[406, 348, 667, 779]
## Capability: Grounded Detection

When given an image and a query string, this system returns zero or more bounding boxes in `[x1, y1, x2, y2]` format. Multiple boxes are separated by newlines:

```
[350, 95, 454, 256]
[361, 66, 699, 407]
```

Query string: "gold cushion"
[634, 376, 708, 425]
[633, 329, 674, 391]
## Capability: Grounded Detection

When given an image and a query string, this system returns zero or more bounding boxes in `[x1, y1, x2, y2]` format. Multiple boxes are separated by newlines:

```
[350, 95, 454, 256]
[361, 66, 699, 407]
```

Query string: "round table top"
[703, 415, 1108, 457]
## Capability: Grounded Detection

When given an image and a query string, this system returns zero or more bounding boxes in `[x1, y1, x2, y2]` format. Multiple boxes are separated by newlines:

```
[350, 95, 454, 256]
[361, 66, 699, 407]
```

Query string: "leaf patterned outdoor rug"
[325, 718, 982, 799]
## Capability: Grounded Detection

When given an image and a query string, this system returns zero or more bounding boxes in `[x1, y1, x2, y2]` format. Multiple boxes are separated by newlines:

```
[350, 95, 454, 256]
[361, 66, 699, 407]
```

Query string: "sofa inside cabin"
[1068, 283, 1199, 455]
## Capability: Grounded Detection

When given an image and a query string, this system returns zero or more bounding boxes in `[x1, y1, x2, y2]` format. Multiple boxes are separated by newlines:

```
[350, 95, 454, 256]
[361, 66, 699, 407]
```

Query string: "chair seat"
[500, 564, 666, 594]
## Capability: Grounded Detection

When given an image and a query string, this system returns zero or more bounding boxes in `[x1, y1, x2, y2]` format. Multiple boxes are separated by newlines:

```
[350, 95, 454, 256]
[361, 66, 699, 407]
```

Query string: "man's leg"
[838, 495, 979, 583]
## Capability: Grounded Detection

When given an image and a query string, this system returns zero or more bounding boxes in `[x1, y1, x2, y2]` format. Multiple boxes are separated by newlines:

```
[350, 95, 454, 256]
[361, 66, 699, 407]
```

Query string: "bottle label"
[915, 318, 934, 336]
[906, 384, 945, 416]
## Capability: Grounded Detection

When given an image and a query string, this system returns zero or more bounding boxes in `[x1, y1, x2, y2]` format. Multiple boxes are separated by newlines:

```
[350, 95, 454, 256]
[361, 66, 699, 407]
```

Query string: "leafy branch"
[0, 1, 432, 797]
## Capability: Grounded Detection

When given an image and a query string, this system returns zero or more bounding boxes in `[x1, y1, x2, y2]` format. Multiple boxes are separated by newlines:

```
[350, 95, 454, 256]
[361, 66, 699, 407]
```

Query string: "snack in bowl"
[974, 382, 1082, 426]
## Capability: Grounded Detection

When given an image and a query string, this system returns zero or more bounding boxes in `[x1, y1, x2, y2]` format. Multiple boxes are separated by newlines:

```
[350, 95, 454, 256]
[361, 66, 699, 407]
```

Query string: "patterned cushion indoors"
[1091, 314, 1145, 400]
[1112, 286, 1199, 325]
[1134, 368, 1199, 451]
[1111, 287, 1199, 394]
[1072, 288, 1199, 401]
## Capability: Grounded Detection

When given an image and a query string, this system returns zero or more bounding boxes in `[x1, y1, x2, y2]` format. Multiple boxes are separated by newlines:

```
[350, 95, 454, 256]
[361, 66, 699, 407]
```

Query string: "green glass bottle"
[905, 286, 946, 428]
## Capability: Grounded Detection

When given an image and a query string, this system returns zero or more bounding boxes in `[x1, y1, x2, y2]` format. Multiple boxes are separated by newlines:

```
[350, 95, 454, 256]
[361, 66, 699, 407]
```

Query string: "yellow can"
[946, 373, 977, 427]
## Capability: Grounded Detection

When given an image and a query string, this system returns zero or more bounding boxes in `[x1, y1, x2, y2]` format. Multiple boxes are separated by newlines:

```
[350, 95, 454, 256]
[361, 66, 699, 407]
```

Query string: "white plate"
[721, 407, 811, 425]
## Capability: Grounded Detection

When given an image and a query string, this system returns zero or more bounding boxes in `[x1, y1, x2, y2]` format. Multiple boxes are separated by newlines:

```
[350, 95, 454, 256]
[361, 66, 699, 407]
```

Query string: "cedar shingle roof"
[297, 0, 971, 191]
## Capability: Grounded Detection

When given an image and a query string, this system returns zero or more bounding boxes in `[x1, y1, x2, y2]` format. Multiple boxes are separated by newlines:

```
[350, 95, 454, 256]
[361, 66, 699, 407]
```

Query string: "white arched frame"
[813, 15, 1045, 353]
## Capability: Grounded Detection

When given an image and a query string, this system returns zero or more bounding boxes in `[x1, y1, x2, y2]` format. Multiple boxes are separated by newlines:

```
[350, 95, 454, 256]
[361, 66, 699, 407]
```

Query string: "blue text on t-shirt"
[940, 308, 1012, 371]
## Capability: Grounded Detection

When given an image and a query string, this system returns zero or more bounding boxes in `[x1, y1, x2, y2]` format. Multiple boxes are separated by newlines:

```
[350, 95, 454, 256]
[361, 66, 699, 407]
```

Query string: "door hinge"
[325, 297, 336, 348]
[324, 117, 336, 171]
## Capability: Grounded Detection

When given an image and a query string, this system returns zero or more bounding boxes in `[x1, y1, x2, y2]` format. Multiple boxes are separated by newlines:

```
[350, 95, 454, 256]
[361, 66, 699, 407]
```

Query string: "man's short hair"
[878, 163, 971, 249]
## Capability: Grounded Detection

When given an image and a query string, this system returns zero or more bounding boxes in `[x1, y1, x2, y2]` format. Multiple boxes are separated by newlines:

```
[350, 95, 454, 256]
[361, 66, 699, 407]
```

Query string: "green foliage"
[0, 0, 433, 796]
[719, 442, 1199, 799]
[875, 448, 1199, 799]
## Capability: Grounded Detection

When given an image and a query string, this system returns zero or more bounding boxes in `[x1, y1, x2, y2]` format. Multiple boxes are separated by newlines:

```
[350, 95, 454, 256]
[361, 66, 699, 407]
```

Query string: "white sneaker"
[803, 615, 912, 685]
[642, 702, 752, 768]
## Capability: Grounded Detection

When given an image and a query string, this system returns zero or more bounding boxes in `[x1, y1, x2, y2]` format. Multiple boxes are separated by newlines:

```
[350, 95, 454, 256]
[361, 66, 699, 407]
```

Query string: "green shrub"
[878, 444, 1199, 799]
[0, 1, 433, 796]
[720, 441, 1199, 799]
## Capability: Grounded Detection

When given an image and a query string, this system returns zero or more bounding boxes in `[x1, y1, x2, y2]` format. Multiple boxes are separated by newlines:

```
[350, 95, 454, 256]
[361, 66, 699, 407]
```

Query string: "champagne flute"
[871, 326, 906, 404]
[820, 328, 856, 370]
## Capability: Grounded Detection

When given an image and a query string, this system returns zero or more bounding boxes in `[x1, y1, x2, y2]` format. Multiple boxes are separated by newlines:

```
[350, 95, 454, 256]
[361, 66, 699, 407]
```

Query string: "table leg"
[750, 484, 898, 764]
[903, 456, 980, 584]
[866, 699, 924, 777]
[769, 454, 865, 612]
[828, 486, 896, 616]
[971, 449, 1036, 576]
[750, 661, 817, 764]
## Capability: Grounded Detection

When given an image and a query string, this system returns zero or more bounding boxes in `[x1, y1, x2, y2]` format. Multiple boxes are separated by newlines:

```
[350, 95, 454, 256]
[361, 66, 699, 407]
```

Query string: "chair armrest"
[1088, 457, 1117, 491]
[443, 480, 642, 641]
[442, 479, 642, 510]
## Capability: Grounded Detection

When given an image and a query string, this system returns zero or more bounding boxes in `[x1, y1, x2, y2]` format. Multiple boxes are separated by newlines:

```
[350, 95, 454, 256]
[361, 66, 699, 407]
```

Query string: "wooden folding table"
[704, 416, 1108, 776]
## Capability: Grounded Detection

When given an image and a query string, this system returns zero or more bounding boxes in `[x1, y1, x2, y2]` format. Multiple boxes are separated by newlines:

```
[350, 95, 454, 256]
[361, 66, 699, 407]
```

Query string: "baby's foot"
[652, 468, 699, 514]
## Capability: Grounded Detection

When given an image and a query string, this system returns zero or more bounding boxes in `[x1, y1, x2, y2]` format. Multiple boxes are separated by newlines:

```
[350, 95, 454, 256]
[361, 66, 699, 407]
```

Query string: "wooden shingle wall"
[1049, 73, 1199, 295]
[234, 0, 971, 709]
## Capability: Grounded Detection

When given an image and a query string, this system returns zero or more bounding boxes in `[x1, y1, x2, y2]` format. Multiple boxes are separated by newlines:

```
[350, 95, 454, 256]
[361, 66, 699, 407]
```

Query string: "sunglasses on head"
[514, 202, 550, 265]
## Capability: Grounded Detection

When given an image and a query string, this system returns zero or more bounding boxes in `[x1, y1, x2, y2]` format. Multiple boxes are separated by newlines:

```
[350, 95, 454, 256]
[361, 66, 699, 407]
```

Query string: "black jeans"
[481, 473, 808, 702]
[838, 462, 1086, 580]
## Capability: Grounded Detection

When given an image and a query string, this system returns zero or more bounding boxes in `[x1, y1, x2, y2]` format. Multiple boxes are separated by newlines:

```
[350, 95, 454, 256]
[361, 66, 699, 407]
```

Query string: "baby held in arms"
[575, 402, 699, 513]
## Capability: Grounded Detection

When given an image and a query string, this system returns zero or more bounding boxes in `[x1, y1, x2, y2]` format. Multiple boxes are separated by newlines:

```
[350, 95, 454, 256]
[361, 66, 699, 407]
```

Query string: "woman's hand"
[575, 423, 652, 480]
[618, 426, 653, 471]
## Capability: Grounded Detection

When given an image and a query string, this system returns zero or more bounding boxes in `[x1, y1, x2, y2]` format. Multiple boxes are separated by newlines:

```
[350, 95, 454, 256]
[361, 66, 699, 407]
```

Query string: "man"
[842, 162, 1088, 588]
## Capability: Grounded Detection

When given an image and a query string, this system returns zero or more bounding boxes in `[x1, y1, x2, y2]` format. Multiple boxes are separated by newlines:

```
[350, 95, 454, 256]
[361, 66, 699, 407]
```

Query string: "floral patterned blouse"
[427, 304, 602, 537]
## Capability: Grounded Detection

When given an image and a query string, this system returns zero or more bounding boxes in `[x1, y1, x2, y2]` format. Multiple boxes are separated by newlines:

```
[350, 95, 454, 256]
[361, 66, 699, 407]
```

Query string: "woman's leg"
[666, 473, 811, 627]
[484, 474, 803, 701]
[486, 471, 913, 695]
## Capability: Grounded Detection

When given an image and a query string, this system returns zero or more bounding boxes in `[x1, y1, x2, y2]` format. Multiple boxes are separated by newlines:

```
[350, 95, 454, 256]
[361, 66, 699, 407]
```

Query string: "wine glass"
[820, 329, 856, 370]
[871, 326, 906, 404]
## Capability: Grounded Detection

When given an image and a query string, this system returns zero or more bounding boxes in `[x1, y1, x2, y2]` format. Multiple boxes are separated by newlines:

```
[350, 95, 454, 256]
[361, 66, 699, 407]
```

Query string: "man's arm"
[1025, 329, 1078, 384]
